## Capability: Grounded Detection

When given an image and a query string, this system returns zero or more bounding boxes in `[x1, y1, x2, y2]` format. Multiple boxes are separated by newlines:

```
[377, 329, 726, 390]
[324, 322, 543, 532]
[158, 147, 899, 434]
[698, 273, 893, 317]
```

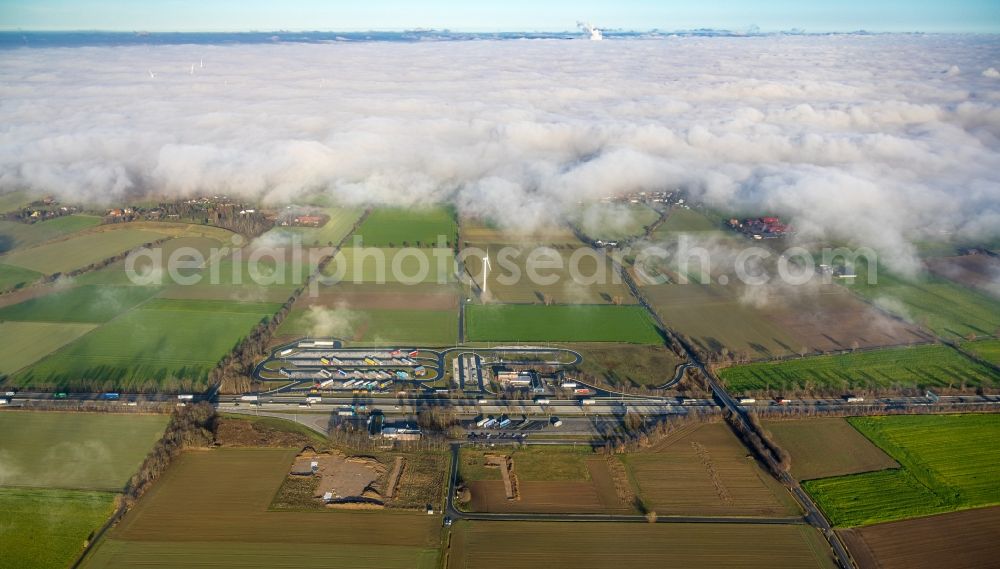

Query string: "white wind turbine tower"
[148, 69, 156, 79]
[481, 249, 492, 299]
[189, 63, 195, 75]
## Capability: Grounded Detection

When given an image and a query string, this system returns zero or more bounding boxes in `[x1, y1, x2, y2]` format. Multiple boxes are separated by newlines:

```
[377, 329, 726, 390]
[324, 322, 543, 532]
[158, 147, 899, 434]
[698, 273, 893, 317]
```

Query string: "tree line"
[215, 210, 372, 395]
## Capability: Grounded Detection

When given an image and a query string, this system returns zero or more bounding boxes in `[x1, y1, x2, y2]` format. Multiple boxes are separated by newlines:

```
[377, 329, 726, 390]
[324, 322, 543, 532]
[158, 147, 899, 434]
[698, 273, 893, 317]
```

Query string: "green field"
[13, 299, 279, 391]
[719, 344, 999, 393]
[0, 412, 168, 490]
[465, 304, 662, 343]
[849, 267, 1000, 340]
[0, 190, 35, 213]
[654, 207, 722, 235]
[279, 306, 458, 345]
[462, 243, 635, 304]
[72, 236, 228, 286]
[0, 215, 103, 252]
[0, 321, 97, 376]
[354, 207, 457, 247]
[1, 227, 169, 274]
[572, 203, 660, 241]
[0, 263, 43, 291]
[0, 284, 161, 323]
[324, 247, 455, 284]
[804, 414, 1000, 527]
[264, 207, 363, 247]
[962, 339, 1000, 365]
[0, 488, 116, 569]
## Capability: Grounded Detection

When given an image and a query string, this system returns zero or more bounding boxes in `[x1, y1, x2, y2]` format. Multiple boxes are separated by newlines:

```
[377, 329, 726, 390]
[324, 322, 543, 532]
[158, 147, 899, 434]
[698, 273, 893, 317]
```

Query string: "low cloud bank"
[1, 35, 998, 271]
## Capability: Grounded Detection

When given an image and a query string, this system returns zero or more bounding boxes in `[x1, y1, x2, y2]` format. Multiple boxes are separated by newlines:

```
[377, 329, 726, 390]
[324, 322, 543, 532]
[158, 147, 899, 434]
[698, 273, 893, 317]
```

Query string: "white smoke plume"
[1, 35, 999, 273]
[301, 303, 359, 338]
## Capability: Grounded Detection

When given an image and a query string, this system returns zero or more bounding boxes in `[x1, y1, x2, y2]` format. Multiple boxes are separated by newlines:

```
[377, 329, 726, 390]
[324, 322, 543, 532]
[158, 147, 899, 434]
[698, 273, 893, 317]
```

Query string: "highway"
[586, 225, 859, 569]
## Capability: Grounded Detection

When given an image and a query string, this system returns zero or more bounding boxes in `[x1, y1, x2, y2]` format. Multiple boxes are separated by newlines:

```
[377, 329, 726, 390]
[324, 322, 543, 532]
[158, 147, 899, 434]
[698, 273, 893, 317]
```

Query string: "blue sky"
[0, 0, 998, 33]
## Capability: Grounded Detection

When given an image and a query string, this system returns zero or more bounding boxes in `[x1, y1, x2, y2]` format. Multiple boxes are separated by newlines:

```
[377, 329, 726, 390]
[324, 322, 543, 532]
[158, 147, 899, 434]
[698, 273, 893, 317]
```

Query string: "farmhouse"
[728, 216, 793, 239]
[294, 215, 325, 226]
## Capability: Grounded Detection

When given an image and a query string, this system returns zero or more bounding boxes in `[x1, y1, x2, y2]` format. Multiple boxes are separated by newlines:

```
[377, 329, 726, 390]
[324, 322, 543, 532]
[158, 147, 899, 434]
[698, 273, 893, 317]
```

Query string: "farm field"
[571, 202, 661, 241]
[838, 506, 1000, 569]
[354, 207, 457, 247]
[0, 412, 169, 490]
[0, 214, 102, 252]
[85, 448, 441, 569]
[804, 414, 1000, 527]
[462, 242, 635, 304]
[0, 190, 34, 213]
[458, 446, 633, 514]
[0, 263, 42, 291]
[762, 418, 898, 481]
[446, 521, 837, 569]
[0, 487, 117, 569]
[962, 338, 1000, 365]
[278, 305, 457, 345]
[0, 321, 96, 376]
[643, 281, 926, 359]
[848, 266, 1000, 340]
[0, 227, 169, 274]
[643, 283, 799, 357]
[925, 253, 1000, 298]
[265, 206, 363, 247]
[619, 423, 800, 517]
[0, 284, 160, 323]
[324, 246, 455, 284]
[295, 283, 459, 311]
[83, 540, 437, 569]
[72, 235, 229, 286]
[719, 344, 999, 394]
[653, 207, 722, 236]
[573, 343, 687, 389]
[13, 298, 278, 391]
[459, 217, 579, 245]
[465, 304, 662, 344]
[270, 443, 450, 511]
[760, 285, 929, 353]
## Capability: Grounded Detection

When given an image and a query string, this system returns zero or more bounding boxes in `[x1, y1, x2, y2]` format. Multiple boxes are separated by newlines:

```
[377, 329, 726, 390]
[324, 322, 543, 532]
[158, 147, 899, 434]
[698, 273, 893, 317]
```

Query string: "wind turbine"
[482, 249, 492, 298]
[189, 63, 195, 75]
[199, 58, 204, 69]
[148, 69, 156, 79]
